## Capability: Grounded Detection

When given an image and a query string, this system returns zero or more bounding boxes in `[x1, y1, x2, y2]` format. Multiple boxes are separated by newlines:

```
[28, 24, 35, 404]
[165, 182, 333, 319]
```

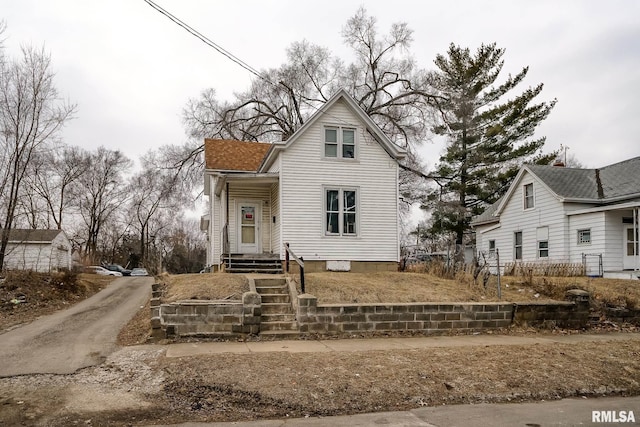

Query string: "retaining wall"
[296, 290, 590, 335]
[150, 282, 591, 338]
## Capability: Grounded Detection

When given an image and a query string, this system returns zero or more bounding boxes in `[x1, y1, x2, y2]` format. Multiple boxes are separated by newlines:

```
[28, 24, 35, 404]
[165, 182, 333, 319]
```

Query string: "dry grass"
[305, 271, 640, 308]
[158, 272, 249, 302]
[154, 270, 639, 309]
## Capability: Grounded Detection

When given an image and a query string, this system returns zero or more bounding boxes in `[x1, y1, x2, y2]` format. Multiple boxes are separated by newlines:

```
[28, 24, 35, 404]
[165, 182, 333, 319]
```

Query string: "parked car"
[130, 268, 149, 276]
[85, 266, 123, 277]
[104, 264, 131, 276]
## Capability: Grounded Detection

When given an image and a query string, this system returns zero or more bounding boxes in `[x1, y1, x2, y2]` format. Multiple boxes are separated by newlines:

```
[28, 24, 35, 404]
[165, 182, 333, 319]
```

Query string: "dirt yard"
[1, 270, 640, 426]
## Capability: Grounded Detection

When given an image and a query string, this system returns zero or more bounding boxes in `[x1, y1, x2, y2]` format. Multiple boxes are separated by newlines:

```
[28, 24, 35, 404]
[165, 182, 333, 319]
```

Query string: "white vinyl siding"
[211, 177, 221, 265]
[270, 182, 281, 254]
[568, 212, 605, 265]
[476, 172, 568, 264]
[279, 98, 399, 261]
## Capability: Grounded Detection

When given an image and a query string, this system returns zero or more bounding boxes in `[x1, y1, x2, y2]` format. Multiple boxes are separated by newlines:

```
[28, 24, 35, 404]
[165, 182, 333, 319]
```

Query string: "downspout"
[633, 208, 640, 271]
[226, 182, 230, 254]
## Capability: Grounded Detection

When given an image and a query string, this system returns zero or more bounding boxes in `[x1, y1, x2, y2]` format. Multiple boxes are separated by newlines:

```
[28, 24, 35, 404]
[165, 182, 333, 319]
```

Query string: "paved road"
[0, 276, 151, 377]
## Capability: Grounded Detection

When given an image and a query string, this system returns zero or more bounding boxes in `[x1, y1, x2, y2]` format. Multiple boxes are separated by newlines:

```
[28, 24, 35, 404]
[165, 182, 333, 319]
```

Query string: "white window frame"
[323, 126, 357, 160]
[577, 229, 591, 245]
[538, 240, 549, 258]
[324, 187, 359, 237]
[514, 231, 523, 260]
[523, 183, 534, 210]
[488, 240, 496, 257]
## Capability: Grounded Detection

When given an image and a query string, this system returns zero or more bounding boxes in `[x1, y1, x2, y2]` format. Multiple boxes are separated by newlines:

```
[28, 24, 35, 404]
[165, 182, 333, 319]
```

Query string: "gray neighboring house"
[3, 229, 72, 272]
[471, 157, 640, 278]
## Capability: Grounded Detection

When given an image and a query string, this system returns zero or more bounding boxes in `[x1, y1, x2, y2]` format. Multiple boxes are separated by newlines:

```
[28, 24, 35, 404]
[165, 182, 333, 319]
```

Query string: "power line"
[142, 0, 359, 128]
[143, 0, 267, 83]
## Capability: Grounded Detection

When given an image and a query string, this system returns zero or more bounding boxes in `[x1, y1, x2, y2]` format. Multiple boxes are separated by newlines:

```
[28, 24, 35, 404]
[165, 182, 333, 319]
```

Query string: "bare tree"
[23, 145, 90, 229]
[178, 8, 438, 199]
[127, 149, 184, 265]
[0, 41, 76, 269]
[73, 147, 131, 262]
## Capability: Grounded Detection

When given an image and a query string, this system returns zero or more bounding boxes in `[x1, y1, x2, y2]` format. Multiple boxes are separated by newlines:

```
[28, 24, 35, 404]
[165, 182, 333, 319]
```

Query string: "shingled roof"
[472, 156, 640, 226]
[6, 229, 64, 243]
[528, 156, 640, 201]
[204, 139, 271, 172]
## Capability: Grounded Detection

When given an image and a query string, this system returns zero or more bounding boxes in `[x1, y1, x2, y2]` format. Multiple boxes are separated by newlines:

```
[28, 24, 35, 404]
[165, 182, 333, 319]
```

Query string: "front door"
[623, 225, 639, 270]
[238, 202, 260, 254]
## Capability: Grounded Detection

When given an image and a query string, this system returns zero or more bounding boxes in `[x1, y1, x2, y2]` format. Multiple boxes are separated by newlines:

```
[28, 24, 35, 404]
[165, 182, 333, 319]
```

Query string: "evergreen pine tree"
[424, 43, 557, 247]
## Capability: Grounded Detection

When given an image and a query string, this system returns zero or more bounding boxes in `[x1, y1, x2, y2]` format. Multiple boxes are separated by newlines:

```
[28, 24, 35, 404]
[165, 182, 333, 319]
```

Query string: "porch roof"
[204, 139, 271, 172]
[214, 172, 279, 196]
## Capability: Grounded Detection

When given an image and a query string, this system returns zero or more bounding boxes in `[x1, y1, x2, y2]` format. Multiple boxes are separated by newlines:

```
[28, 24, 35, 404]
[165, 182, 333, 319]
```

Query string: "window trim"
[537, 240, 549, 258]
[323, 187, 359, 237]
[514, 231, 523, 260]
[523, 183, 534, 210]
[577, 229, 591, 245]
[488, 239, 496, 256]
[323, 125, 357, 160]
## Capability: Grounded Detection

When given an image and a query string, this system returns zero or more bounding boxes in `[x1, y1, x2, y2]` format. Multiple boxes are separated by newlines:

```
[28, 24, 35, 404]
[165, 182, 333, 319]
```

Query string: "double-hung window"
[514, 231, 523, 260]
[325, 188, 358, 236]
[324, 127, 356, 159]
[523, 183, 534, 209]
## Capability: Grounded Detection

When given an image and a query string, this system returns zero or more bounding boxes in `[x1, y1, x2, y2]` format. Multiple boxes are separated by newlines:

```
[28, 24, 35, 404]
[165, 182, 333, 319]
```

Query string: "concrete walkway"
[149, 395, 640, 426]
[165, 331, 640, 358]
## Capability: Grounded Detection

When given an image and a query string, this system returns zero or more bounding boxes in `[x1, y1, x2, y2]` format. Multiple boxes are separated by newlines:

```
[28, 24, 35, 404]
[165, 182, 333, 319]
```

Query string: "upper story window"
[523, 183, 534, 209]
[488, 240, 496, 256]
[324, 127, 356, 159]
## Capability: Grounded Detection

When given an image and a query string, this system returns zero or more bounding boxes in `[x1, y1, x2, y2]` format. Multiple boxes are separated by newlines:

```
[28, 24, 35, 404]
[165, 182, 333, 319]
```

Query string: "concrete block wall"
[297, 289, 590, 335]
[155, 291, 262, 337]
[297, 295, 514, 335]
[604, 307, 640, 325]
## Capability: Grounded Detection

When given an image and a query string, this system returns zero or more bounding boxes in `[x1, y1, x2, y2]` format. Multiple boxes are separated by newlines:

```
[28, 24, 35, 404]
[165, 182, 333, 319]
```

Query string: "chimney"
[553, 159, 565, 167]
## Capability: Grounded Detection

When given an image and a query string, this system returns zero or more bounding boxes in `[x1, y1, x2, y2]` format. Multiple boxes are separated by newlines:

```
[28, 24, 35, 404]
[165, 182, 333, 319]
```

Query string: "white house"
[471, 157, 640, 278]
[3, 229, 72, 272]
[201, 89, 407, 272]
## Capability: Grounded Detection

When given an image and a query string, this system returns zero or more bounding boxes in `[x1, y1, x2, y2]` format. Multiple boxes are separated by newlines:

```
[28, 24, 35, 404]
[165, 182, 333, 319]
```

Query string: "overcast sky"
[3, 0, 639, 170]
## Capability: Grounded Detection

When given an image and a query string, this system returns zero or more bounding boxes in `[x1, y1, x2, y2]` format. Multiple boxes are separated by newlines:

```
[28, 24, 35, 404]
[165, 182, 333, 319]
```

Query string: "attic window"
[523, 183, 534, 209]
[324, 127, 356, 159]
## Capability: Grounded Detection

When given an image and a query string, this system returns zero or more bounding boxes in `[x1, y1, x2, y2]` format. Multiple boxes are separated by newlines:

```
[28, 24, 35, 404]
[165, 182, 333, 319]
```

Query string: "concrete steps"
[255, 278, 298, 335]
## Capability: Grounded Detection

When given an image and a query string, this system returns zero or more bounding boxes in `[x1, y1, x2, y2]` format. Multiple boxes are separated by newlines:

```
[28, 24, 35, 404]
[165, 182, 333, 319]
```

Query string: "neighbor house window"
[523, 183, 534, 209]
[514, 231, 523, 260]
[325, 188, 358, 236]
[488, 240, 496, 256]
[324, 127, 356, 159]
[577, 229, 591, 245]
[538, 241, 549, 258]
[537, 226, 549, 258]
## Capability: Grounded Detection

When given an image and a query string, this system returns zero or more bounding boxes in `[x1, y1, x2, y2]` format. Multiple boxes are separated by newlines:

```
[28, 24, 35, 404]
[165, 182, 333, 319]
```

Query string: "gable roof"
[7, 229, 64, 243]
[471, 156, 640, 227]
[258, 88, 407, 171]
[527, 156, 640, 201]
[204, 139, 271, 172]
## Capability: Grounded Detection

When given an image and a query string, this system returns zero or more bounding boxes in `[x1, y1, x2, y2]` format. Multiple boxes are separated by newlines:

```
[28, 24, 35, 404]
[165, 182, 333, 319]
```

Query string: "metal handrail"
[283, 242, 305, 293]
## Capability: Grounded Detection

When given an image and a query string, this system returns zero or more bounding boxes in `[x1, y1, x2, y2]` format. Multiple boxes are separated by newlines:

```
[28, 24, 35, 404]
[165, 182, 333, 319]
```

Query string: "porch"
[222, 253, 283, 274]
